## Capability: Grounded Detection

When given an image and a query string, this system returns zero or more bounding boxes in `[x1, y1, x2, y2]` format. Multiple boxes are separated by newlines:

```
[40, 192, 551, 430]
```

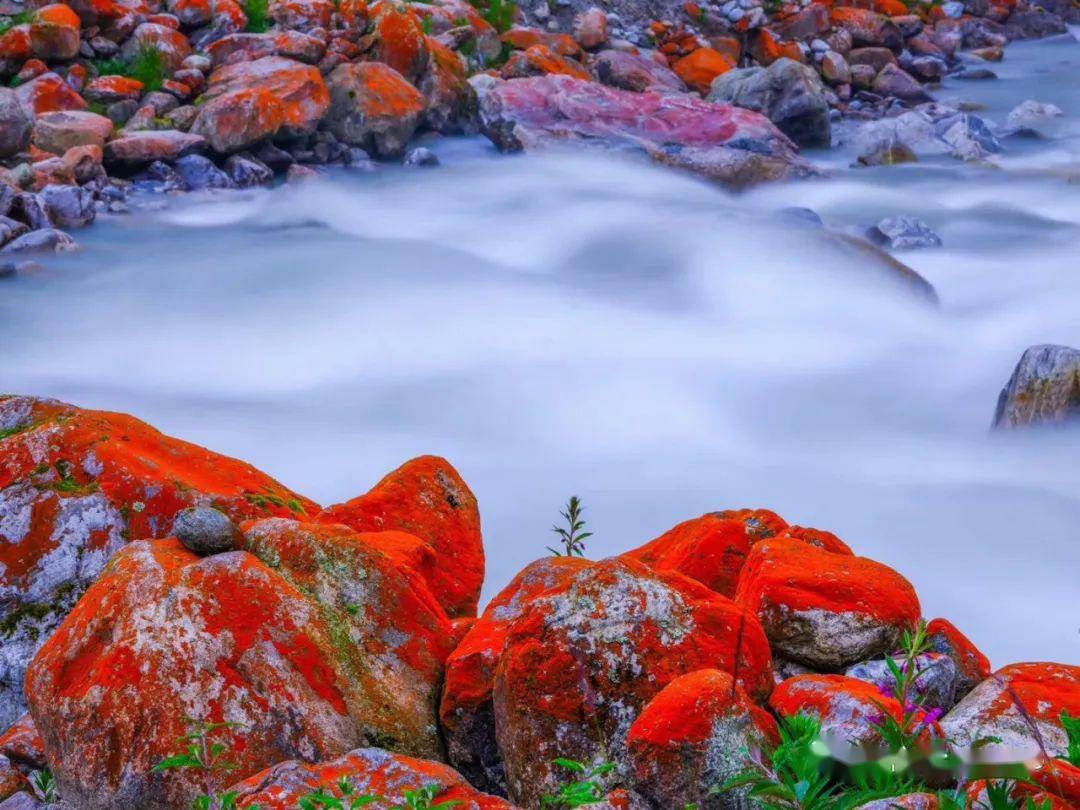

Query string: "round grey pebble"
[173, 507, 239, 556]
[403, 147, 440, 167]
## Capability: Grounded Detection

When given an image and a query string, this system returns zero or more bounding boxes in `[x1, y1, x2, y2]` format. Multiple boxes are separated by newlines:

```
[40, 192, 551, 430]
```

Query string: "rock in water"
[707, 57, 831, 148]
[474, 74, 811, 189]
[993, 345, 1080, 429]
[867, 216, 942, 249]
[228, 747, 514, 809]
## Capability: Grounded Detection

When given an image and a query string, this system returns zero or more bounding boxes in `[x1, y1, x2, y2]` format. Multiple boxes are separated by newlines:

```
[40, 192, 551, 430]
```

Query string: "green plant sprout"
[541, 758, 616, 808]
[548, 496, 591, 557]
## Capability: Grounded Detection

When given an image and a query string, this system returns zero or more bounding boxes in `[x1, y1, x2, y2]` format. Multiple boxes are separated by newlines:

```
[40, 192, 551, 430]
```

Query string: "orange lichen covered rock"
[926, 617, 991, 698]
[269, 0, 335, 30]
[673, 46, 735, 93]
[736, 537, 920, 670]
[770, 674, 903, 746]
[229, 747, 514, 809]
[192, 56, 329, 152]
[120, 22, 192, 70]
[492, 557, 773, 807]
[25, 517, 458, 809]
[370, 1, 429, 82]
[420, 37, 477, 134]
[0, 396, 316, 729]
[940, 662, 1080, 761]
[628, 669, 779, 809]
[776, 525, 853, 555]
[622, 508, 789, 597]
[502, 26, 583, 59]
[0, 714, 44, 769]
[828, 6, 902, 49]
[501, 44, 593, 81]
[749, 29, 805, 66]
[28, 4, 82, 61]
[317, 455, 483, 619]
[323, 61, 427, 159]
[14, 72, 88, 116]
[441, 556, 592, 794]
[83, 74, 145, 102]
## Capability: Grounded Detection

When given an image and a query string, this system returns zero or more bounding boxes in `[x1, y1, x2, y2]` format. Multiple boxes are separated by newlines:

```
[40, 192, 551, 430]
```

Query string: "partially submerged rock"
[992, 345, 1080, 429]
[475, 74, 811, 189]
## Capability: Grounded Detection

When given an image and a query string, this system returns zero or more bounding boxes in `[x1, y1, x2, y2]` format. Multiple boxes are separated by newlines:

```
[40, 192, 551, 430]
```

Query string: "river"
[2, 33, 1078, 666]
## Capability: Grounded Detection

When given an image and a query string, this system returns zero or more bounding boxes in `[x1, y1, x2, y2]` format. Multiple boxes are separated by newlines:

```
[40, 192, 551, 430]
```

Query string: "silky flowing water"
[2, 33, 1078, 665]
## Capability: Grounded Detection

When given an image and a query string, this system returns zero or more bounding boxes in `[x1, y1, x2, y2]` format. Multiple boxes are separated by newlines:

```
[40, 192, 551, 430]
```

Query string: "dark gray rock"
[173, 507, 240, 556]
[0, 216, 30, 249]
[993, 345, 1080, 429]
[871, 64, 932, 102]
[40, 185, 96, 229]
[594, 49, 686, 94]
[0, 184, 15, 218]
[1003, 4, 1067, 38]
[708, 57, 831, 147]
[174, 154, 237, 190]
[0, 792, 43, 810]
[955, 67, 997, 80]
[0, 88, 32, 159]
[846, 652, 960, 710]
[1, 229, 78, 255]
[106, 100, 139, 128]
[11, 195, 50, 231]
[133, 161, 187, 193]
[867, 216, 942, 249]
[225, 154, 275, 187]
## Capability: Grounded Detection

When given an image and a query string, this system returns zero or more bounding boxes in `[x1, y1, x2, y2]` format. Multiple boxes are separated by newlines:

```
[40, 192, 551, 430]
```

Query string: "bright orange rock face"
[84, 74, 145, 101]
[318, 455, 483, 619]
[926, 617, 991, 697]
[940, 662, 1080, 761]
[673, 47, 735, 93]
[229, 747, 514, 809]
[0, 396, 315, 729]
[501, 44, 593, 81]
[736, 537, 920, 670]
[193, 56, 329, 151]
[502, 27, 583, 59]
[770, 674, 903, 745]
[749, 28, 805, 66]
[0, 26, 32, 61]
[628, 669, 780, 809]
[371, 1, 429, 82]
[14, 72, 88, 115]
[623, 508, 789, 598]
[0, 712, 44, 801]
[491, 557, 773, 807]
[26, 518, 458, 809]
[440, 556, 591, 794]
[1031, 759, 1080, 807]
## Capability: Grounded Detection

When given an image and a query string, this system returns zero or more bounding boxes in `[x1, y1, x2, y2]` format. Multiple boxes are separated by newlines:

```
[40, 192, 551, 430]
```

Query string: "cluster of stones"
[0, 395, 1077, 809]
[0, 0, 1072, 267]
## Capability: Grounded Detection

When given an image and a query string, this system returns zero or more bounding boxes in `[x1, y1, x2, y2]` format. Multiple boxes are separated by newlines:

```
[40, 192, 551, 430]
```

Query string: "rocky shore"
[0, 0, 1076, 267]
[0, 395, 1077, 809]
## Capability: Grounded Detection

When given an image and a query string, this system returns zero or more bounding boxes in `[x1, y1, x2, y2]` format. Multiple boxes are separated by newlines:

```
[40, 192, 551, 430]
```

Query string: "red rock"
[26, 516, 458, 808]
[501, 44, 592, 81]
[736, 537, 921, 670]
[775, 524, 853, 554]
[65, 63, 87, 92]
[0, 26, 32, 62]
[28, 3, 82, 61]
[269, 0, 335, 30]
[420, 37, 477, 134]
[623, 508, 789, 598]
[15, 59, 48, 84]
[858, 794, 938, 810]
[967, 780, 1072, 810]
[940, 662, 1080, 761]
[476, 74, 806, 189]
[628, 669, 780, 809]
[441, 556, 591, 794]
[829, 7, 902, 49]
[14, 72, 88, 116]
[317, 455, 483, 619]
[770, 674, 904, 745]
[749, 29, 805, 66]
[926, 618, 991, 698]
[0, 715, 44, 769]
[32, 110, 113, 153]
[492, 557, 773, 807]
[672, 47, 734, 94]
[167, 0, 212, 26]
[192, 56, 329, 152]
[83, 74, 145, 102]
[573, 7, 607, 50]
[502, 26, 583, 59]
[0, 396, 314, 728]
[1032, 759, 1080, 807]
[148, 12, 182, 27]
[371, 1, 429, 82]
[322, 61, 426, 157]
[229, 747, 514, 809]
[120, 22, 192, 70]
[214, 0, 249, 31]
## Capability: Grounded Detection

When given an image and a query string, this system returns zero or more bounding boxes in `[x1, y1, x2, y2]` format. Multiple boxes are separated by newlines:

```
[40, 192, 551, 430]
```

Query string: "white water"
[2, 35, 1078, 667]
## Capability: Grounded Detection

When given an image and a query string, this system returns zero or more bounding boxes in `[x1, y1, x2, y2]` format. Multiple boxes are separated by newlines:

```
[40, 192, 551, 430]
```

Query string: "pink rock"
[476, 74, 809, 188]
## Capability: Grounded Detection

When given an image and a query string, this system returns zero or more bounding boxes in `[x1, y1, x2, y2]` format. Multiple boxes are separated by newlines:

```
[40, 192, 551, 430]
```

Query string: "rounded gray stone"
[173, 507, 239, 556]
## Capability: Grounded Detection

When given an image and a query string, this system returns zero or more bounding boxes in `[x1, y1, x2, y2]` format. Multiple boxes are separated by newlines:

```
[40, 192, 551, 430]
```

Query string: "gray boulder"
[173, 154, 237, 190]
[173, 507, 240, 556]
[845, 652, 960, 710]
[708, 57, 831, 147]
[867, 216, 942, 249]
[993, 345, 1080, 429]
[324, 62, 426, 159]
[0, 89, 32, 159]
[1, 229, 79, 255]
[225, 154, 275, 187]
[40, 185, 97, 229]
